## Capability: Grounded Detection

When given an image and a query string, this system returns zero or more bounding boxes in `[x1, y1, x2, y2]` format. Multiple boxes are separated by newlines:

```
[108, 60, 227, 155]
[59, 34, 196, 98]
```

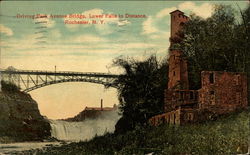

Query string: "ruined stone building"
[149, 10, 248, 126]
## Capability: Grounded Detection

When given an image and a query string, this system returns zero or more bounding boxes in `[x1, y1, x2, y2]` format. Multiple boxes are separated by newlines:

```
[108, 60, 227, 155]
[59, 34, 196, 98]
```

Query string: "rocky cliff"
[0, 81, 51, 143]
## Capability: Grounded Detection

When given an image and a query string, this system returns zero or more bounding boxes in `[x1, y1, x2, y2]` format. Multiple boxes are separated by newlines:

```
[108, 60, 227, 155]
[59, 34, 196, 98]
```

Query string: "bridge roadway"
[0, 69, 119, 92]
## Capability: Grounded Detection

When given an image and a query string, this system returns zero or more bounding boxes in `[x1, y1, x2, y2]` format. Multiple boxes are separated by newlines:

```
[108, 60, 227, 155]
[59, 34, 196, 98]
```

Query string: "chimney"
[101, 99, 103, 111]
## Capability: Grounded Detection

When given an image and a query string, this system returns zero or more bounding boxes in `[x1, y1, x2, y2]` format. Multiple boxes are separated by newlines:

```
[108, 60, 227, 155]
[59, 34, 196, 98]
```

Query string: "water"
[0, 111, 120, 154]
[50, 110, 119, 141]
[50, 118, 118, 141]
[0, 142, 61, 154]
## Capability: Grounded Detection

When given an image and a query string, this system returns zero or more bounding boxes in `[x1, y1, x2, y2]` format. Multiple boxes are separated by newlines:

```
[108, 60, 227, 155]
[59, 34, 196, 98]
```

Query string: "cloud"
[83, 8, 103, 17]
[142, 16, 158, 34]
[141, 2, 213, 37]
[73, 34, 107, 43]
[142, 7, 177, 35]
[64, 21, 80, 30]
[178, 1, 196, 10]
[95, 23, 116, 35]
[122, 42, 157, 49]
[149, 32, 170, 40]
[64, 8, 120, 35]
[0, 24, 13, 36]
[155, 2, 213, 20]
[156, 7, 177, 18]
[64, 9, 104, 30]
[50, 29, 61, 38]
[91, 10, 119, 35]
[117, 20, 131, 27]
[82, 8, 119, 25]
[4, 34, 39, 50]
[178, 1, 213, 18]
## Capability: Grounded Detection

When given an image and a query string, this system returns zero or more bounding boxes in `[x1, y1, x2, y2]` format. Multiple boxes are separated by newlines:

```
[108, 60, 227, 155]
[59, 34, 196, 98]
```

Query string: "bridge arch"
[24, 78, 118, 92]
[0, 70, 119, 92]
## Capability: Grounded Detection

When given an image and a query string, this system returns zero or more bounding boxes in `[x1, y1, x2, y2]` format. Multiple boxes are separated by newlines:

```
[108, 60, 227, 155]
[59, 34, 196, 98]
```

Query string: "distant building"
[149, 10, 248, 126]
[84, 99, 118, 111]
[64, 99, 118, 122]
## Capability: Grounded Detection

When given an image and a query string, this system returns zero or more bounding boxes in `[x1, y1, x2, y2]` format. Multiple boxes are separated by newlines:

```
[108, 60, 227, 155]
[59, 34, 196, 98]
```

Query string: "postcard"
[0, 0, 249, 154]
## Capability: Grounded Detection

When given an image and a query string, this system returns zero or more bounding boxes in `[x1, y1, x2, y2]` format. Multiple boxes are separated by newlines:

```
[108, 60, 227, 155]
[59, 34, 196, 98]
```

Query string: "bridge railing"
[0, 69, 120, 92]
[0, 69, 119, 77]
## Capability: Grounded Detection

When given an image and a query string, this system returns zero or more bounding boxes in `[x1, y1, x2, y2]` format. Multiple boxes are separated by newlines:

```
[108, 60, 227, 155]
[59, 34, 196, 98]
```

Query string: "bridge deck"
[0, 69, 120, 92]
[0, 70, 119, 77]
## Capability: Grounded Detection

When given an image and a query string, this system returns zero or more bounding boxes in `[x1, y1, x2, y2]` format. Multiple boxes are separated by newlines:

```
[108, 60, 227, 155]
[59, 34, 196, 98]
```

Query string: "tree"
[111, 55, 168, 132]
[238, 4, 250, 102]
[179, 4, 250, 91]
[1, 80, 20, 92]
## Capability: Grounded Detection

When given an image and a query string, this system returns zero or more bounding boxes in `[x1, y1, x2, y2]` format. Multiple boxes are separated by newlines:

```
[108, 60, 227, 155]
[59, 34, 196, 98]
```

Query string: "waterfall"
[49, 112, 119, 141]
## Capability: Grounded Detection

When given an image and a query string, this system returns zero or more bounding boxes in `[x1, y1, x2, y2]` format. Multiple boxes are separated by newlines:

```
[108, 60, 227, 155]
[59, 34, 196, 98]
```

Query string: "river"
[0, 141, 62, 154]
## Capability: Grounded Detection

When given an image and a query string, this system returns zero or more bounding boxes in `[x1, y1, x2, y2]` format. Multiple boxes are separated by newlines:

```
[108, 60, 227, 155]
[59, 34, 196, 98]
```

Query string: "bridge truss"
[0, 70, 119, 92]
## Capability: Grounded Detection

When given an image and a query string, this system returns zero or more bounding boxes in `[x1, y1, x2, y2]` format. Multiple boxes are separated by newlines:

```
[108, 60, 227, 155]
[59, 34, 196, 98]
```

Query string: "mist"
[49, 110, 120, 141]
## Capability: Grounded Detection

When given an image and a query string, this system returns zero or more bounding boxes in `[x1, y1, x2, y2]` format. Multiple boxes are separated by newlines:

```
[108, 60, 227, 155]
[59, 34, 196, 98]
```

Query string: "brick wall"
[164, 89, 198, 112]
[198, 71, 248, 114]
[168, 10, 189, 90]
[170, 10, 189, 41]
[149, 108, 181, 125]
[168, 50, 189, 89]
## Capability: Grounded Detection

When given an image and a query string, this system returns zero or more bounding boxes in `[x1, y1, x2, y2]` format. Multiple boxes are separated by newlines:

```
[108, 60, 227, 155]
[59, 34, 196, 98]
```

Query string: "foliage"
[0, 83, 51, 143]
[110, 55, 168, 131]
[1, 80, 20, 92]
[179, 4, 250, 90]
[23, 110, 250, 155]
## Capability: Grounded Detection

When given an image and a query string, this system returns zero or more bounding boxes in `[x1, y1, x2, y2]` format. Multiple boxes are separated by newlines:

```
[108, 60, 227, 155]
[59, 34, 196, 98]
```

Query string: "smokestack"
[101, 99, 103, 111]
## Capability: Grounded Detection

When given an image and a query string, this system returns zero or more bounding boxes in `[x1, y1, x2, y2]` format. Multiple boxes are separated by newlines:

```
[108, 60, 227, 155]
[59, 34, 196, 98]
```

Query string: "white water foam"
[49, 111, 120, 141]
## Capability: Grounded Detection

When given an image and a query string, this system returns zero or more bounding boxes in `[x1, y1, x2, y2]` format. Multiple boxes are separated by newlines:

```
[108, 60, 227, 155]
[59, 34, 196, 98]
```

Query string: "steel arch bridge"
[0, 69, 119, 92]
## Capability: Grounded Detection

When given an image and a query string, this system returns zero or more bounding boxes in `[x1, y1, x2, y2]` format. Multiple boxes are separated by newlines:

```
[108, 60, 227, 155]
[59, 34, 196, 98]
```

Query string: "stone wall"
[198, 71, 248, 114]
[170, 10, 189, 41]
[168, 50, 189, 89]
[168, 10, 189, 90]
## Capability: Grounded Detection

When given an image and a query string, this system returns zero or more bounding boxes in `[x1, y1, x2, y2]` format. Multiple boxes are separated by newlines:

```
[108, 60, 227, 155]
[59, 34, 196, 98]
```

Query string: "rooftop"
[169, 9, 184, 14]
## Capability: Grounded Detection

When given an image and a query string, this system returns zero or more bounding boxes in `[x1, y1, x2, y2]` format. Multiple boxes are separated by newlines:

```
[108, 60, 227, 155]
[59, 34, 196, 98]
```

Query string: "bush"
[1, 80, 20, 92]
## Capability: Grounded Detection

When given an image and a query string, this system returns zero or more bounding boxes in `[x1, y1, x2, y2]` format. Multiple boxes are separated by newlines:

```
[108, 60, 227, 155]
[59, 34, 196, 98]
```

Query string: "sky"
[0, 1, 249, 119]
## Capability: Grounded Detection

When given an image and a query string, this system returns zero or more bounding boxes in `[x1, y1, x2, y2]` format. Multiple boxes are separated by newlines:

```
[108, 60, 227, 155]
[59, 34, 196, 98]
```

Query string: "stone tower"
[168, 10, 189, 90]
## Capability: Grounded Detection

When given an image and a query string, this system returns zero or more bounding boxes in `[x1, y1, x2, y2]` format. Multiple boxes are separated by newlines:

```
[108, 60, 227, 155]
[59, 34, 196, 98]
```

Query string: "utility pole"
[101, 99, 103, 111]
[54, 65, 56, 80]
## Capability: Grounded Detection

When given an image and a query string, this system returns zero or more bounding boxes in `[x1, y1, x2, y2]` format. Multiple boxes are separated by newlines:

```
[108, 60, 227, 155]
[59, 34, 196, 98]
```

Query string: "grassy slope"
[32, 109, 249, 155]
